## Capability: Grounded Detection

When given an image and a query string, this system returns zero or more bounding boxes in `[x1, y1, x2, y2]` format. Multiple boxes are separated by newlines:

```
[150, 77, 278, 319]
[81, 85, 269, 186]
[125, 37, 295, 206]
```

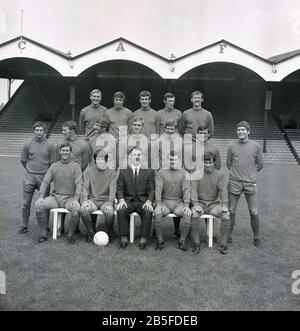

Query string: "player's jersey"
[39, 159, 82, 200]
[191, 169, 227, 205]
[132, 108, 159, 138]
[155, 168, 190, 204]
[226, 139, 263, 183]
[20, 137, 57, 175]
[181, 107, 214, 137]
[82, 165, 117, 204]
[157, 108, 182, 134]
[104, 107, 133, 140]
[79, 104, 107, 136]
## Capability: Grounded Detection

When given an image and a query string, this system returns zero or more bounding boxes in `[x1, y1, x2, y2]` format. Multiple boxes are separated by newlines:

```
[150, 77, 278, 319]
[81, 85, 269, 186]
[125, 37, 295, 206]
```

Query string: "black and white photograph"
[0, 0, 299, 314]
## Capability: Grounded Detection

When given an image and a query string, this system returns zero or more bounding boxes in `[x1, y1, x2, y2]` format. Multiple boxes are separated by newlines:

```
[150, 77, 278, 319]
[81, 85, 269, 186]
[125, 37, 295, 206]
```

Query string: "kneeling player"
[80, 149, 117, 242]
[154, 151, 191, 251]
[35, 143, 82, 244]
[191, 151, 230, 254]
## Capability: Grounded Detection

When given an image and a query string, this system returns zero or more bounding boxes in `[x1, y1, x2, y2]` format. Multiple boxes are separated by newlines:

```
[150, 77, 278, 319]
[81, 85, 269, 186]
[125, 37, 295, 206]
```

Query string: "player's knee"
[249, 208, 258, 217]
[154, 208, 163, 218]
[222, 211, 230, 220]
[22, 201, 31, 209]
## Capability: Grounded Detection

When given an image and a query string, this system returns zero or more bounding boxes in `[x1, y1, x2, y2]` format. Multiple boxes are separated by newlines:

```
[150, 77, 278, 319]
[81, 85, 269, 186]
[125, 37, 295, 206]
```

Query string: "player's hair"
[59, 142, 72, 152]
[132, 117, 144, 125]
[90, 89, 102, 96]
[163, 92, 175, 101]
[190, 90, 204, 99]
[237, 121, 251, 131]
[99, 118, 111, 131]
[164, 119, 177, 129]
[33, 121, 46, 131]
[113, 91, 126, 102]
[203, 151, 215, 163]
[62, 120, 77, 133]
[139, 90, 151, 100]
[128, 145, 143, 155]
[93, 149, 109, 162]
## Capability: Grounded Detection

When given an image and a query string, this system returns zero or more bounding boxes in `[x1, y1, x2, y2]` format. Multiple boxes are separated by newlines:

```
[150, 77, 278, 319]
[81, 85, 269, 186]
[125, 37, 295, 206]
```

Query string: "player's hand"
[105, 205, 114, 217]
[35, 198, 45, 210]
[81, 201, 90, 213]
[117, 199, 127, 210]
[193, 205, 203, 214]
[143, 200, 153, 212]
[71, 199, 80, 212]
[154, 203, 164, 216]
[222, 205, 229, 213]
[182, 206, 192, 217]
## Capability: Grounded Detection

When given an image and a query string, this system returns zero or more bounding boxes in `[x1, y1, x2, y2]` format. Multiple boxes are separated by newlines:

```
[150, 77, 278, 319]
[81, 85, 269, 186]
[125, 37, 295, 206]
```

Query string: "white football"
[93, 231, 109, 246]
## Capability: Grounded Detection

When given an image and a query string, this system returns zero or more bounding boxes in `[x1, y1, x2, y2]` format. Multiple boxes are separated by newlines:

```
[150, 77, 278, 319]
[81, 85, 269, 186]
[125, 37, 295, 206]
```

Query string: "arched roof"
[0, 36, 297, 81]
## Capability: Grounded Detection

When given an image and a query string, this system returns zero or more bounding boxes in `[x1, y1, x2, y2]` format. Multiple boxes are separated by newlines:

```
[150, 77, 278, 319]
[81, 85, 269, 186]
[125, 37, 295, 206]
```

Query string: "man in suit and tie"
[116, 146, 155, 249]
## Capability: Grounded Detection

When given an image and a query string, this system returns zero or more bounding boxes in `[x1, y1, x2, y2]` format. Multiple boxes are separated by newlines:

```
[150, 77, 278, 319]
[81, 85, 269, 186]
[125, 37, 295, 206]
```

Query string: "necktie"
[134, 168, 138, 182]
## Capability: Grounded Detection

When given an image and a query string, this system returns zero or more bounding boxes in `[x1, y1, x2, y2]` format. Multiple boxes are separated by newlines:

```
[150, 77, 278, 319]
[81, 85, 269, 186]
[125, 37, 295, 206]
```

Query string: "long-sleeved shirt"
[82, 165, 117, 204]
[156, 108, 182, 134]
[226, 139, 263, 183]
[181, 107, 214, 137]
[104, 107, 133, 139]
[132, 108, 159, 138]
[39, 159, 82, 200]
[20, 137, 57, 174]
[157, 133, 183, 169]
[191, 169, 227, 206]
[58, 135, 90, 171]
[155, 169, 190, 205]
[79, 104, 107, 136]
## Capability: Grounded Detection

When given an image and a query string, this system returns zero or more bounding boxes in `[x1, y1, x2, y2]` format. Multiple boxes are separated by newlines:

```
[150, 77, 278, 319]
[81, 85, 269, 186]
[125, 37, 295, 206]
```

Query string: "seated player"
[190, 151, 230, 254]
[35, 143, 82, 244]
[154, 151, 191, 251]
[155, 120, 183, 239]
[80, 149, 117, 242]
[226, 121, 263, 247]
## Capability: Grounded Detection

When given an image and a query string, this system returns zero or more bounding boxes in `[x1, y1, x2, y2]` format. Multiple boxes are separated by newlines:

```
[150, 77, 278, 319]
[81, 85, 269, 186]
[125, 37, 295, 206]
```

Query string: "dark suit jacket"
[117, 167, 155, 204]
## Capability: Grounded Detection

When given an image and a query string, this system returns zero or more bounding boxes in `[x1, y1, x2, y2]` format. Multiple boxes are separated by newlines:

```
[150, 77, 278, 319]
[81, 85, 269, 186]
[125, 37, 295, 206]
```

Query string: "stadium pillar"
[7, 78, 11, 101]
[264, 90, 272, 153]
[69, 84, 76, 121]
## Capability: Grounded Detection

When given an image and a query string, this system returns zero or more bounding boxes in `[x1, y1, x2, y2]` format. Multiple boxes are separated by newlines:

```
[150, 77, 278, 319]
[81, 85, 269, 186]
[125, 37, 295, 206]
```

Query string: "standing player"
[19, 122, 57, 234]
[157, 92, 182, 134]
[35, 143, 82, 243]
[60, 121, 90, 171]
[132, 91, 160, 139]
[180, 91, 214, 138]
[226, 121, 263, 246]
[104, 91, 133, 140]
[154, 151, 191, 251]
[81, 149, 117, 242]
[79, 89, 107, 138]
[191, 151, 230, 254]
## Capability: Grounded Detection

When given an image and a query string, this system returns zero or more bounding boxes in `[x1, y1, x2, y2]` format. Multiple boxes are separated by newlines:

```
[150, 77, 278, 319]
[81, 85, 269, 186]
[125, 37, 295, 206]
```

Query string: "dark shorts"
[23, 172, 44, 193]
[228, 180, 257, 195]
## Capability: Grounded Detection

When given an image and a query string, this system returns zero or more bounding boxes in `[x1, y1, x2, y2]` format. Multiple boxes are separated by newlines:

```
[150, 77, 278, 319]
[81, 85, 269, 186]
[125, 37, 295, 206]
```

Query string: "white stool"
[50, 208, 69, 239]
[129, 212, 176, 243]
[200, 214, 215, 248]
